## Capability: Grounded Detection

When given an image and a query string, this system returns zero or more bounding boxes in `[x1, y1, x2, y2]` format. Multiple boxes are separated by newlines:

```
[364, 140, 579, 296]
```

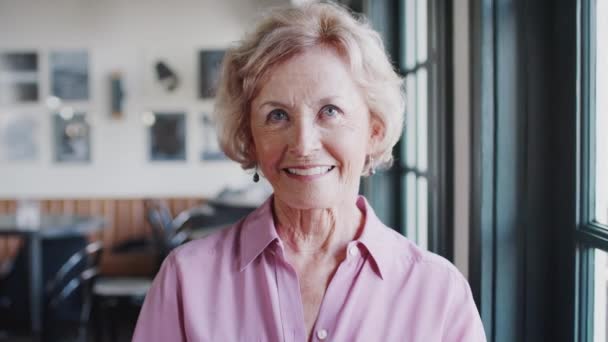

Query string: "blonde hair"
[213, 1, 405, 175]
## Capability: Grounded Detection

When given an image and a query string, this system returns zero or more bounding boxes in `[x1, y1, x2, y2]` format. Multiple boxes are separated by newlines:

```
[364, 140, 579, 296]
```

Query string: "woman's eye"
[267, 109, 288, 122]
[321, 105, 340, 118]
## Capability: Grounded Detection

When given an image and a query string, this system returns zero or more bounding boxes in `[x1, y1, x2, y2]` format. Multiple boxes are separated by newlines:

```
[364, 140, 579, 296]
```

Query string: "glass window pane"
[417, 68, 428, 172]
[405, 172, 417, 241]
[416, 0, 428, 63]
[404, 0, 416, 69]
[404, 74, 417, 167]
[594, 249, 608, 341]
[417, 177, 428, 249]
[596, 0, 607, 225]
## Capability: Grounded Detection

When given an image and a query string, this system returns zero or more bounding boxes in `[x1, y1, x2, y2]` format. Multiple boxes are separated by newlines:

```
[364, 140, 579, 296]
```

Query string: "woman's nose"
[288, 119, 321, 157]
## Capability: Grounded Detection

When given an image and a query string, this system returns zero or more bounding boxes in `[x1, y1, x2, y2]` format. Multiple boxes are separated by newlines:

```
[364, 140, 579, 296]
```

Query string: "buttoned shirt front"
[133, 196, 486, 341]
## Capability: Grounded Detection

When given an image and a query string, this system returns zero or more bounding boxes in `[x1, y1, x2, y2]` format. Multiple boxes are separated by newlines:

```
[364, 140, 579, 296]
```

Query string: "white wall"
[453, 0, 471, 278]
[0, 0, 287, 198]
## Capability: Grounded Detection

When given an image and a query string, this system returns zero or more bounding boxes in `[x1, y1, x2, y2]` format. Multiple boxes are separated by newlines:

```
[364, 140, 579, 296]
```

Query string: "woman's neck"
[272, 196, 364, 259]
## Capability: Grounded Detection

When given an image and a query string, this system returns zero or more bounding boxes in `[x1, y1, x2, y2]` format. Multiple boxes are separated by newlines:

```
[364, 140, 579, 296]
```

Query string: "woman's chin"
[274, 191, 340, 210]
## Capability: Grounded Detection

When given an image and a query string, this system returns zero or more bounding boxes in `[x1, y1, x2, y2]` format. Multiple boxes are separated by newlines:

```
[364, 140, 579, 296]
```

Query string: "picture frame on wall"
[0, 51, 39, 104]
[141, 48, 192, 101]
[50, 50, 89, 101]
[198, 50, 225, 99]
[148, 112, 187, 161]
[200, 112, 225, 161]
[0, 112, 39, 161]
[53, 111, 91, 163]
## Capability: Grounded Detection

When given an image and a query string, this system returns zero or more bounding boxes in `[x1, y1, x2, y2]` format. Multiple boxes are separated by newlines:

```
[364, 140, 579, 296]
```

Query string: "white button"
[349, 246, 359, 256]
[316, 329, 328, 340]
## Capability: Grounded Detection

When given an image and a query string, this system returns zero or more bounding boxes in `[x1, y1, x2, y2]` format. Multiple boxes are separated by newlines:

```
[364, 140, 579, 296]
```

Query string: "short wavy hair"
[213, 1, 405, 175]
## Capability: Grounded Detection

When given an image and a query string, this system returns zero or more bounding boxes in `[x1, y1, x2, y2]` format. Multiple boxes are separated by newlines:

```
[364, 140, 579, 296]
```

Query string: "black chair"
[180, 201, 257, 240]
[0, 236, 89, 335]
[43, 241, 103, 342]
[110, 199, 180, 259]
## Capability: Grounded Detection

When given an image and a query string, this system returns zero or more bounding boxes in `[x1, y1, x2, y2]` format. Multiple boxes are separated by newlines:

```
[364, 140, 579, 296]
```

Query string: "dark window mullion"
[576, 245, 593, 342]
[577, 0, 601, 339]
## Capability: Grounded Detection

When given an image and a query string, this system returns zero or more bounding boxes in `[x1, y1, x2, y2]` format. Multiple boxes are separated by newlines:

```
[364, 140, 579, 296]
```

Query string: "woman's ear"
[368, 114, 385, 154]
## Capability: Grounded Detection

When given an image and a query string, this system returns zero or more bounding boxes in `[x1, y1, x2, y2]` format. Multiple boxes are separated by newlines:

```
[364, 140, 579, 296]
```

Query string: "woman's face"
[250, 46, 379, 209]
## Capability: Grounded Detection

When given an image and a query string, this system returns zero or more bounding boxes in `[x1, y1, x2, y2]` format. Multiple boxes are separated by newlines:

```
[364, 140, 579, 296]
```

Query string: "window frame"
[577, 0, 608, 340]
[468, 0, 583, 340]
[362, 0, 454, 260]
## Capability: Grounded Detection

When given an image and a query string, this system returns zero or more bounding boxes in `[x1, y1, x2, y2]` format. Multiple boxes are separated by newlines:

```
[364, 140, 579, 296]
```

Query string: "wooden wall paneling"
[0, 238, 6, 260]
[0, 196, 22, 262]
[6, 201, 16, 213]
[169, 199, 178, 217]
[76, 200, 93, 242]
[168, 199, 179, 217]
[102, 200, 115, 248]
[61, 200, 74, 215]
[0, 197, 205, 275]
[115, 200, 131, 244]
[49, 200, 62, 214]
[89, 199, 104, 242]
[39, 200, 50, 214]
[131, 200, 145, 239]
[76, 200, 90, 216]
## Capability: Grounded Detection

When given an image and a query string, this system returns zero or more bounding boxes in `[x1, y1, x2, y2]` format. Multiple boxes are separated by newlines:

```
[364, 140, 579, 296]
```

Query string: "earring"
[369, 155, 376, 175]
[253, 167, 260, 183]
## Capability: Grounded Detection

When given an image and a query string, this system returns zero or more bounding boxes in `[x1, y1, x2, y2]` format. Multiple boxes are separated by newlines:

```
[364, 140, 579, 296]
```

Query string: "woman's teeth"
[285, 166, 334, 176]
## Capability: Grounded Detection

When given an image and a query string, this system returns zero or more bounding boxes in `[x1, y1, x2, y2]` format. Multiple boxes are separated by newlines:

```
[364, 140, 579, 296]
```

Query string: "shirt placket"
[309, 241, 362, 342]
[272, 243, 307, 342]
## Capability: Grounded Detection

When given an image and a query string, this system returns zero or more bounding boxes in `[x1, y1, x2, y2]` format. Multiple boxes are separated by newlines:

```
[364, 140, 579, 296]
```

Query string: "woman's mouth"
[283, 166, 336, 176]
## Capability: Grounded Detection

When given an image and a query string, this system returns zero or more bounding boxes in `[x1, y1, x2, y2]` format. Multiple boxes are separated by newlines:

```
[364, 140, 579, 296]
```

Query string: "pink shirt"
[133, 196, 486, 341]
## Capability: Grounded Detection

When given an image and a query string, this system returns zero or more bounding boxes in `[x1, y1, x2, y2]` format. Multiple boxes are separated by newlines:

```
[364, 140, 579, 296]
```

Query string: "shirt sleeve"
[132, 252, 186, 342]
[442, 273, 487, 342]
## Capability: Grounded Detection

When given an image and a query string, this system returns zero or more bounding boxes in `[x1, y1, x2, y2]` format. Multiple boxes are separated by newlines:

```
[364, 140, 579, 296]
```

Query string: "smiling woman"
[132, 2, 486, 341]
[250, 46, 377, 210]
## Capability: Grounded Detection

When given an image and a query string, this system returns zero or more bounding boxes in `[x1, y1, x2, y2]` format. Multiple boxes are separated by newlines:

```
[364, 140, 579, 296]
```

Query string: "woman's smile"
[283, 165, 337, 179]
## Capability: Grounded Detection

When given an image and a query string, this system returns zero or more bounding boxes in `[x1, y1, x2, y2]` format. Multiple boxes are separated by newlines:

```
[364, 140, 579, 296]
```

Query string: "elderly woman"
[133, 2, 485, 341]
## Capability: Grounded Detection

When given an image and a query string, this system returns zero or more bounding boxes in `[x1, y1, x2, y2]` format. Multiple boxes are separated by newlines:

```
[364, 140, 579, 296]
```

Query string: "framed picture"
[148, 112, 186, 161]
[53, 112, 91, 162]
[0, 52, 39, 104]
[198, 50, 225, 98]
[50, 50, 89, 101]
[141, 48, 193, 101]
[0, 112, 38, 161]
[200, 112, 225, 161]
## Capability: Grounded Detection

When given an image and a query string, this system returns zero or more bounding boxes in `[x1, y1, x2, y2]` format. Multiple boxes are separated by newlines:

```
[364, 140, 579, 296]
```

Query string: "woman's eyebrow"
[257, 100, 291, 110]
[257, 96, 344, 111]
[318, 95, 344, 104]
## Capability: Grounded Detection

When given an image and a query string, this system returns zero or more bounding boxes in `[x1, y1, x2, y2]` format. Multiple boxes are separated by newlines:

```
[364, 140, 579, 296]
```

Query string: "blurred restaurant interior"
[0, 0, 607, 341]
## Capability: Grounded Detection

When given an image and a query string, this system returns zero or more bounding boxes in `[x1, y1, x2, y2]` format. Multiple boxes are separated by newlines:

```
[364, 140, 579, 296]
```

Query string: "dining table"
[0, 214, 105, 336]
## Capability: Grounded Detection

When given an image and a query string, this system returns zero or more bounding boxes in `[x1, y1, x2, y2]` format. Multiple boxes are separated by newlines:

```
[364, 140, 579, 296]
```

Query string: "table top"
[0, 214, 105, 238]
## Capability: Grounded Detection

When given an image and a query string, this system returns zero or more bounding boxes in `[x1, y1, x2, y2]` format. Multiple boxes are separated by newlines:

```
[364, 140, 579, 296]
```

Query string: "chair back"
[45, 241, 103, 296]
[0, 236, 90, 332]
[43, 241, 104, 341]
[144, 200, 175, 268]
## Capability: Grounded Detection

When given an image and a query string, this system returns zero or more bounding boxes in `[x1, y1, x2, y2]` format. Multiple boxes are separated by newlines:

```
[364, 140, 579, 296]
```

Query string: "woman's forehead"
[252, 46, 361, 106]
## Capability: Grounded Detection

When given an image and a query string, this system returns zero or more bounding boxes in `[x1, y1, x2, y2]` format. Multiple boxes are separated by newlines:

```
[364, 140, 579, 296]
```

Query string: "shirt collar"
[239, 195, 393, 279]
[354, 195, 392, 279]
[239, 196, 280, 271]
